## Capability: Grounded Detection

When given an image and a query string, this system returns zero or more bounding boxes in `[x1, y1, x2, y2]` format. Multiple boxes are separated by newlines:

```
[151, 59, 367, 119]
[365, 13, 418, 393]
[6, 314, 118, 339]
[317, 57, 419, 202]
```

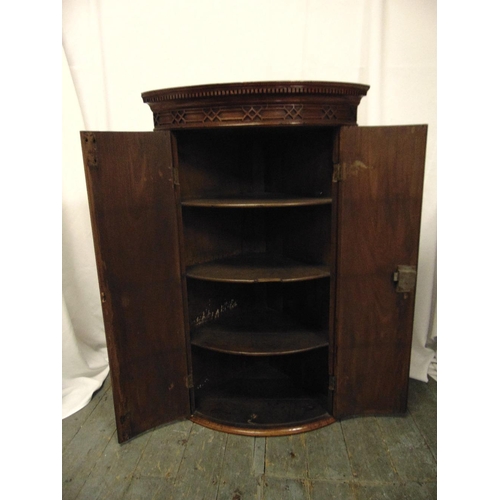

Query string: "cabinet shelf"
[192, 363, 332, 434]
[186, 253, 330, 283]
[191, 308, 328, 356]
[182, 193, 332, 208]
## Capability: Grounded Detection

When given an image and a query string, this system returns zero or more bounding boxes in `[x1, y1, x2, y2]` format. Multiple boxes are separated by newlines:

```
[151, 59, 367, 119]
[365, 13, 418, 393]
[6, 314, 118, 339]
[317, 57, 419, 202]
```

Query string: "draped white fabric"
[62, 48, 109, 418]
[62, 0, 437, 418]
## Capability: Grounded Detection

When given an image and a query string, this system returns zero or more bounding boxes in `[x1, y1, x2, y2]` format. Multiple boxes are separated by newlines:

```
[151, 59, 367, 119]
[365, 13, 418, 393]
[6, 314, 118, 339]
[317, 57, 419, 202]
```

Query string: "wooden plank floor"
[63, 377, 437, 499]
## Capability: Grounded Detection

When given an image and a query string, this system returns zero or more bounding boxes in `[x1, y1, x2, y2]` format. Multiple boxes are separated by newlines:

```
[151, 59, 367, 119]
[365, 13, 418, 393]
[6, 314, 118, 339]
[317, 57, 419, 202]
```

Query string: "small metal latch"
[393, 265, 417, 293]
[185, 373, 194, 389]
[328, 375, 336, 391]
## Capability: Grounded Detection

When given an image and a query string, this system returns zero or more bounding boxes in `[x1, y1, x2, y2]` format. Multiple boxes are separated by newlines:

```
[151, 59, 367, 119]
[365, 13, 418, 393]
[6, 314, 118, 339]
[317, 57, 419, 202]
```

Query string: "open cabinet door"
[333, 125, 427, 419]
[81, 132, 191, 442]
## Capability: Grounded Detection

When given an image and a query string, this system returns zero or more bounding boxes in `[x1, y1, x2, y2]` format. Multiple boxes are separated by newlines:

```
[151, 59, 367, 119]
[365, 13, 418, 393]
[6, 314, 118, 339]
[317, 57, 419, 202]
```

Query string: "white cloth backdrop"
[62, 49, 109, 418]
[62, 0, 437, 418]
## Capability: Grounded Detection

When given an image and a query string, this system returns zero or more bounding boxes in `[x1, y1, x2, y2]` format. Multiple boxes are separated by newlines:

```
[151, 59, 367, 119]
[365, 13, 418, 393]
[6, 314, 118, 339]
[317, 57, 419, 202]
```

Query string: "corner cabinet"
[80, 81, 427, 443]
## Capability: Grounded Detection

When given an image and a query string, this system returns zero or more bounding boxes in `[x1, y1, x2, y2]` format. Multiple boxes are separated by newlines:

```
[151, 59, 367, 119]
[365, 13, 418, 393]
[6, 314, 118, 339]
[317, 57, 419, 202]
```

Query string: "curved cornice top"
[141, 81, 370, 103]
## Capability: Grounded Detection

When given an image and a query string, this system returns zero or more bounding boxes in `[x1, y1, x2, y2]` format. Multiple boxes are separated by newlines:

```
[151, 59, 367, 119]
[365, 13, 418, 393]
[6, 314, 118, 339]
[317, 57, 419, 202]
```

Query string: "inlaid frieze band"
[143, 81, 368, 129]
[152, 103, 357, 129]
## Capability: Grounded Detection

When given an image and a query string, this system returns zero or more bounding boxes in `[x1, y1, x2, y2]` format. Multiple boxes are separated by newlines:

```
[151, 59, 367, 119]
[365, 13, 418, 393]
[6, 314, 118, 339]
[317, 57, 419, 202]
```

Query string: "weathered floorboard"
[133, 419, 193, 479]
[352, 481, 433, 500]
[74, 430, 151, 500]
[62, 376, 436, 499]
[170, 424, 227, 499]
[428, 377, 437, 398]
[265, 434, 309, 479]
[305, 423, 352, 481]
[62, 376, 111, 453]
[261, 477, 309, 500]
[121, 477, 176, 500]
[407, 379, 437, 460]
[253, 437, 266, 477]
[376, 415, 437, 481]
[425, 481, 437, 499]
[62, 386, 117, 500]
[309, 480, 355, 499]
[217, 434, 262, 500]
[341, 417, 397, 482]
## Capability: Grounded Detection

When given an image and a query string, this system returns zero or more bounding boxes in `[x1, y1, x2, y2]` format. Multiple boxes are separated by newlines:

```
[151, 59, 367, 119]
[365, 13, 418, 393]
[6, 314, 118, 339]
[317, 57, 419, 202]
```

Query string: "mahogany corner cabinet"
[80, 81, 427, 443]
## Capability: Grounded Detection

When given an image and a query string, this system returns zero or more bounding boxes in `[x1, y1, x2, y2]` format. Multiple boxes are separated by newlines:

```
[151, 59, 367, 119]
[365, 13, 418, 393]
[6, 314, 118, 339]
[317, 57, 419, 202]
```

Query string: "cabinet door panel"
[334, 125, 427, 418]
[81, 131, 190, 442]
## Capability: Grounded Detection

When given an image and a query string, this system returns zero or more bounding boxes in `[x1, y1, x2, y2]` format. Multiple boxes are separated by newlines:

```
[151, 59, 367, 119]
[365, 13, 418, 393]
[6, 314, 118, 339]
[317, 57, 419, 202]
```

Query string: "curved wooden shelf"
[182, 193, 332, 208]
[191, 363, 332, 435]
[186, 253, 330, 283]
[190, 308, 328, 356]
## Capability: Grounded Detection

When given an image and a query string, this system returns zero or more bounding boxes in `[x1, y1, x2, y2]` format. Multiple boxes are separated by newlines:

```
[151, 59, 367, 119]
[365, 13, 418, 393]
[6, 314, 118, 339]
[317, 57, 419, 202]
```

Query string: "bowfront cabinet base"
[191, 413, 336, 437]
[81, 82, 427, 443]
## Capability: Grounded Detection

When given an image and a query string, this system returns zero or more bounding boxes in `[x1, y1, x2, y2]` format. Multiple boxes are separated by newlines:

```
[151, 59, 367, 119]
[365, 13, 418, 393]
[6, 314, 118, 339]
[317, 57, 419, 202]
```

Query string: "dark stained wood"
[170, 133, 196, 414]
[191, 411, 335, 437]
[78, 82, 427, 442]
[186, 279, 330, 331]
[177, 126, 335, 285]
[142, 81, 369, 130]
[175, 127, 335, 201]
[186, 253, 330, 283]
[328, 130, 341, 413]
[182, 193, 332, 208]
[182, 203, 332, 269]
[283, 205, 332, 267]
[333, 125, 427, 418]
[175, 129, 253, 201]
[191, 308, 328, 356]
[193, 361, 332, 434]
[81, 131, 190, 442]
[182, 205, 244, 267]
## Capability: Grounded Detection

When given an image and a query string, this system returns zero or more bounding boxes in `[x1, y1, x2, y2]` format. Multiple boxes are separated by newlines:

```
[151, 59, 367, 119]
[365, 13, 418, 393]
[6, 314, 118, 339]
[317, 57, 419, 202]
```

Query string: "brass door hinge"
[328, 375, 336, 391]
[393, 265, 417, 293]
[185, 373, 194, 389]
[173, 166, 180, 186]
[82, 132, 98, 169]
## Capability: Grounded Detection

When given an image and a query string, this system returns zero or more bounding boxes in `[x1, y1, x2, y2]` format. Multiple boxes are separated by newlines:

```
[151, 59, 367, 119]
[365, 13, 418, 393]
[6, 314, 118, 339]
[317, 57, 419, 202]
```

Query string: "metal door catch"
[393, 265, 417, 293]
